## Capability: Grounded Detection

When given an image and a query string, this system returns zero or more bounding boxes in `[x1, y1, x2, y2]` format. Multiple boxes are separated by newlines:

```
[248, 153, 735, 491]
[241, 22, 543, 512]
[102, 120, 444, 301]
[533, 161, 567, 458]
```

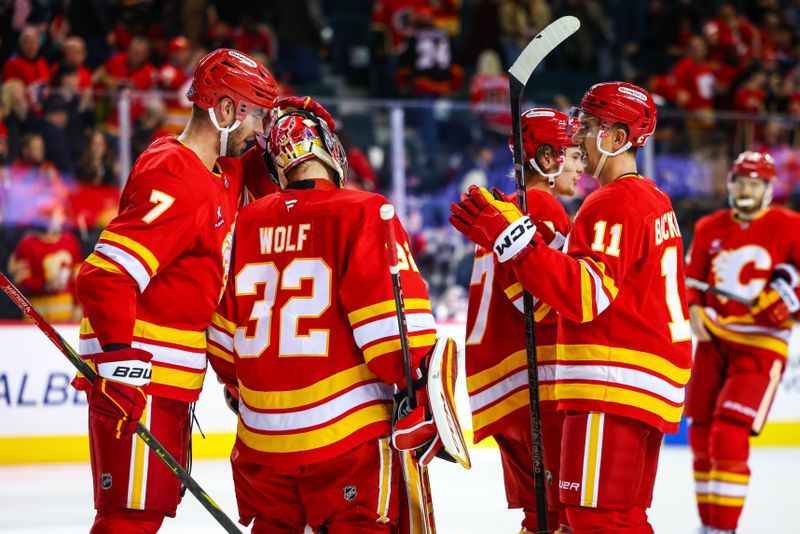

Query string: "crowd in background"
[1, 0, 800, 320]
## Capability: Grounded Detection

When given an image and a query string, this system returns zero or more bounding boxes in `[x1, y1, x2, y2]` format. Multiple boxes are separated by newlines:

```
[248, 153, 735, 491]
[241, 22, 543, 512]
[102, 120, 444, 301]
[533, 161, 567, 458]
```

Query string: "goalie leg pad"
[426, 336, 471, 468]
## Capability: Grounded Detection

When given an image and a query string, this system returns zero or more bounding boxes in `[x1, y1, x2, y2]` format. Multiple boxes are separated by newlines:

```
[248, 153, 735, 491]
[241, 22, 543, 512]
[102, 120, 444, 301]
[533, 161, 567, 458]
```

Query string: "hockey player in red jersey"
[464, 108, 581, 533]
[451, 82, 693, 533]
[7, 205, 82, 321]
[205, 101, 462, 532]
[72, 48, 278, 533]
[685, 150, 800, 534]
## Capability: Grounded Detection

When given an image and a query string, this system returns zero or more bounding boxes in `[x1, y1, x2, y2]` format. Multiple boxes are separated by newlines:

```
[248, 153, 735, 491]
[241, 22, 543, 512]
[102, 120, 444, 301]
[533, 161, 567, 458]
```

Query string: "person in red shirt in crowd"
[733, 70, 767, 113]
[157, 37, 192, 102]
[469, 49, 511, 143]
[3, 132, 70, 230]
[670, 35, 715, 113]
[70, 130, 121, 233]
[94, 35, 155, 92]
[7, 205, 83, 321]
[50, 36, 93, 90]
[702, 2, 760, 68]
[2, 26, 50, 86]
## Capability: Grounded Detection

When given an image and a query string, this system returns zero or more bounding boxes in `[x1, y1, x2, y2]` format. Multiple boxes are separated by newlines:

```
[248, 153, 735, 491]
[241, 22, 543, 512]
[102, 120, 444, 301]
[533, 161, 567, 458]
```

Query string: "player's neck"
[526, 178, 552, 193]
[597, 155, 637, 186]
[178, 122, 221, 171]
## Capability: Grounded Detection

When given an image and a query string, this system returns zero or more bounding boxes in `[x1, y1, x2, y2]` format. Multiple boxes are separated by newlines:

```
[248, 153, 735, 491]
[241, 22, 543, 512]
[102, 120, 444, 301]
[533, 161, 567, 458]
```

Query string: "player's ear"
[216, 97, 236, 127]
[611, 124, 629, 151]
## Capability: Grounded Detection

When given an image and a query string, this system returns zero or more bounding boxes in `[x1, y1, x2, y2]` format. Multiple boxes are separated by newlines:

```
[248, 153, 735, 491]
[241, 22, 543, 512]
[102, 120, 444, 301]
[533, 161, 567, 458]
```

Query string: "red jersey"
[670, 57, 715, 111]
[10, 231, 82, 321]
[49, 63, 92, 89]
[686, 207, 800, 360]
[206, 181, 436, 466]
[465, 189, 571, 443]
[76, 137, 276, 401]
[512, 174, 693, 433]
[2, 55, 49, 85]
[101, 52, 155, 90]
[469, 73, 512, 133]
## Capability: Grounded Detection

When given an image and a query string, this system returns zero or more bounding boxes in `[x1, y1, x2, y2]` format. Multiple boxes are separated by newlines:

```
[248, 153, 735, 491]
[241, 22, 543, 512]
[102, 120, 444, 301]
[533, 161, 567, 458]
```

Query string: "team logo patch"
[101, 473, 112, 490]
[343, 485, 358, 502]
[214, 205, 224, 228]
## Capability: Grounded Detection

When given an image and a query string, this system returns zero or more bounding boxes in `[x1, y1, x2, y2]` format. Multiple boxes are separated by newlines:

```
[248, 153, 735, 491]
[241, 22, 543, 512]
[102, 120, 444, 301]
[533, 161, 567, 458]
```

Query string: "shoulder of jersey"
[131, 137, 203, 185]
[239, 187, 388, 221]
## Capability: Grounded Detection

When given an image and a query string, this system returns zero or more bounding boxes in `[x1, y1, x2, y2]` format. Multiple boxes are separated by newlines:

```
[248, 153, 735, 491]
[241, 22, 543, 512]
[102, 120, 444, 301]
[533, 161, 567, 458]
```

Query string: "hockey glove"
[223, 384, 240, 414]
[751, 263, 800, 326]
[88, 348, 152, 439]
[449, 185, 537, 263]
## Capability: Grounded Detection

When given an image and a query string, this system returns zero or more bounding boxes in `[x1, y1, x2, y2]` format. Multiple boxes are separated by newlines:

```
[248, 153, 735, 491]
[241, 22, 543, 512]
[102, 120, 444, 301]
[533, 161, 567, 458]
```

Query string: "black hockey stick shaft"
[685, 277, 753, 305]
[0, 272, 243, 534]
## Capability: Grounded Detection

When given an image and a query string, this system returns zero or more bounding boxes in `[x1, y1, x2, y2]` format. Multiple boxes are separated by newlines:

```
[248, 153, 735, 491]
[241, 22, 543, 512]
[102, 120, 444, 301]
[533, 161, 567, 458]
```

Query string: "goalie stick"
[380, 203, 436, 534]
[508, 16, 580, 534]
[685, 277, 753, 306]
[0, 272, 243, 534]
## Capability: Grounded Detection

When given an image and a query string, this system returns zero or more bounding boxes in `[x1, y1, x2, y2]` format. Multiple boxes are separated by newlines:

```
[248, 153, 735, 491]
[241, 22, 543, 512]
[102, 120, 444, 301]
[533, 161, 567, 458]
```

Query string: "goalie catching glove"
[88, 347, 152, 439]
[449, 185, 537, 263]
[392, 336, 471, 469]
[751, 263, 800, 326]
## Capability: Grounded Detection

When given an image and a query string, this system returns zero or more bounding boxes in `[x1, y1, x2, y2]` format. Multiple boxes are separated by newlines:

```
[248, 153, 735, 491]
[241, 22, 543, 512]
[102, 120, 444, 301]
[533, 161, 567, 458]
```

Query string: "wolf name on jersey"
[465, 188, 571, 443]
[207, 182, 436, 466]
[512, 175, 693, 433]
[76, 137, 275, 401]
[686, 206, 800, 360]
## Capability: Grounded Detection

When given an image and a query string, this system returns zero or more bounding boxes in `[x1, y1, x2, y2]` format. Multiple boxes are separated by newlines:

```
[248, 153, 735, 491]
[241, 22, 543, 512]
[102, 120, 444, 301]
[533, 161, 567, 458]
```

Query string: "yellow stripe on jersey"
[581, 257, 620, 299]
[99, 230, 160, 275]
[557, 344, 691, 385]
[133, 320, 207, 349]
[710, 470, 750, 484]
[129, 400, 149, 509]
[362, 333, 437, 364]
[237, 403, 391, 453]
[504, 282, 523, 300]
[534, 303, 551, 322]
[348, 298, 432, 326]
[702, 318, 788, 356]
[211, 312, 238, 335]
[467, 346, 557, 394]
[240, 363, 378, 410]
[579, 263, 594, 322]
[150, 365, 205, 390]
[696, 495, 746, 507]
[85, 253, 123, 275]
[207, 343, 234, 363]
[471, 388, 528, 432]
[556, 383, 684, 423]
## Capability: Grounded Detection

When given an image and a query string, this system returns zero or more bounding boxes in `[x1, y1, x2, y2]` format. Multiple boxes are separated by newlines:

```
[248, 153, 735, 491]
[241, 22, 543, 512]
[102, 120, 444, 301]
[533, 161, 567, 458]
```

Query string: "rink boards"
[1, 322, 799, 464]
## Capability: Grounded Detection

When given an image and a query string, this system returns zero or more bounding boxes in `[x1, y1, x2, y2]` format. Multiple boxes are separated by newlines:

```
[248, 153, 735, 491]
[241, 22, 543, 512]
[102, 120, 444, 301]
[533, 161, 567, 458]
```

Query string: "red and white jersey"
[512, 174, 693, 434]
[465, 189, 571, 443]
[686, 207, 800, 359]
[469, 73, 512, 132]
[10, 231, 82, 321]
[76, 137, 276, 401]
[206, 180, 436, 466]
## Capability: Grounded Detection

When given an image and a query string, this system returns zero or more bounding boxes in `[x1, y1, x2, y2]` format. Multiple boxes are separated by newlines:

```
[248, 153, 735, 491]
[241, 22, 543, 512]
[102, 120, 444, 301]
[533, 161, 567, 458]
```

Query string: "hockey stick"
[380, 203, 436, 534]
[0, 272, 243, 534]
[685, 277, 753, 306]
[508, 16, 580, 534]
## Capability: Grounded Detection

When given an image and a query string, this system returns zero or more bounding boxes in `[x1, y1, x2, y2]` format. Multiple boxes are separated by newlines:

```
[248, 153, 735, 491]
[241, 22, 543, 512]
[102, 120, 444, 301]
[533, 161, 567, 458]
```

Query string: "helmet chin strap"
[208, 108, 242, 157]
[592, 131, 631, 181]
[529, 152, 565, 188]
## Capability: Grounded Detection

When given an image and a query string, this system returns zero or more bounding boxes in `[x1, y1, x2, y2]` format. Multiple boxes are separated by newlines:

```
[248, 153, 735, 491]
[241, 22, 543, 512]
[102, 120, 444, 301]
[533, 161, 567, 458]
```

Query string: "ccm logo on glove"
[494, 216, 536, 263]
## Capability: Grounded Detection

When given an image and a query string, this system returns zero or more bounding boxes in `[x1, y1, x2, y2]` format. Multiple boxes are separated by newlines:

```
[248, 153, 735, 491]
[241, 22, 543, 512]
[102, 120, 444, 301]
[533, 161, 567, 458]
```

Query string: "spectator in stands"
[39, 95, 76, 175]
[70, 130, 120, 234]
[733, 69, 767, 113]
[157, 36, 193, 106]
[703, 2, 760, 68]
[469, 49, 511, 145]
[50, 36, 92, 90]
[671, 35, 716, 119]
[93, 35, 155, 92]
[1, 79, 40, 164]
[2, 26, 50, 86]
[6, 204, 83, 321]
[2, 132, 70, 231]
[67, 0, 115, 69]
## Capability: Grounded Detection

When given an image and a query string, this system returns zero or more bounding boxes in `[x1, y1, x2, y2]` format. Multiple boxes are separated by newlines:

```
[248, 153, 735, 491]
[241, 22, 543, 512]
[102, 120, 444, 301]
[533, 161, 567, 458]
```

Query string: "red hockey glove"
[274, 95, 336, 130]
[88, 348, 152, 439]
[751, 264, 800, 326]
[223, 384, 240, 414]
[392, 387, 443, 466]
[449, 185, 537, 263]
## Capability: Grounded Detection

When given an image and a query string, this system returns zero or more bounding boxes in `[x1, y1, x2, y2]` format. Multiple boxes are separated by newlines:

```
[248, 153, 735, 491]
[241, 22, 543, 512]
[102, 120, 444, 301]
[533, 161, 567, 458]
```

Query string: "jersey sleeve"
[684, 216, 712, 307]
[76, 170, 204, 347]
[240, 146, 279, 202]
[339, 202, 437, 387]
[206, 271, 238, 387]
[511, 193, 640, 323]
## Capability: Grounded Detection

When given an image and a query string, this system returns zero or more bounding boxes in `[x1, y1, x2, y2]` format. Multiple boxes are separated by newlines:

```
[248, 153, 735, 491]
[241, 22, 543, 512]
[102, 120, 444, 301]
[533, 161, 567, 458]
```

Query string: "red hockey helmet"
[573, 81, 657, 148]
[187, 48, 278, 122]
[510, 108, 576, 186]
[265, 109, 347, 187]
[730, 150, 776, 181]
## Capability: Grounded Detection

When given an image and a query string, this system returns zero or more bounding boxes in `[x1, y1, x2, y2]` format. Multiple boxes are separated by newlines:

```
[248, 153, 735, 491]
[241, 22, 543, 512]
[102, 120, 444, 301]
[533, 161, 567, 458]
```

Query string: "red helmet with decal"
[187, 48, 278, 121]
[265, 109, 347, 187]
[510, 108, 576, 186]
[730, 150, 776, 182]
[576, 81, 657, 147]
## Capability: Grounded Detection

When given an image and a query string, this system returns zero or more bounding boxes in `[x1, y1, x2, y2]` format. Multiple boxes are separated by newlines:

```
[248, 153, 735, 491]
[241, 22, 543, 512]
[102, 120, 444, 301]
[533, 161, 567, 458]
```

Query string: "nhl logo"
[101, 473, 112, 490]
[343, 485, 358, 502]
[546, 469, 553, 485]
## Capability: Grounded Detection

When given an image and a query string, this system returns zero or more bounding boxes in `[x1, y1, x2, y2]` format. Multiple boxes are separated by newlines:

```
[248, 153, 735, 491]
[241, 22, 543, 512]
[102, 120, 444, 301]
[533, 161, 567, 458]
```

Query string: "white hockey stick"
[508, 16, 580, 534]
